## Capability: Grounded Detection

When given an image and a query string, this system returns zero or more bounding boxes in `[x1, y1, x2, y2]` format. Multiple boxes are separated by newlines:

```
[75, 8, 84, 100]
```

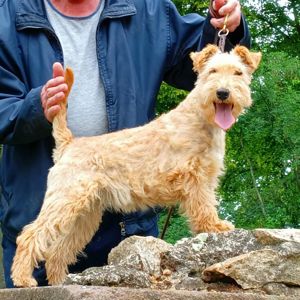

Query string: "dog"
[11, 44, 261, 287]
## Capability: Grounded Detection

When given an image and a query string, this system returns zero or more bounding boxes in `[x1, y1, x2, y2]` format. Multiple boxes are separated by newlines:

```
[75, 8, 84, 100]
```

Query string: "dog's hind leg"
[11, 223, 44, 287]
[43, 180, 103, 285]
[45, 203, 102, 285]
[11, 175, 102, 287]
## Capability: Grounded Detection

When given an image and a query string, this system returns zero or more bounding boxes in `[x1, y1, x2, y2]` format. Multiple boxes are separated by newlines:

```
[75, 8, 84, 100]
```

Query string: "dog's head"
[190, 44, 261, 131]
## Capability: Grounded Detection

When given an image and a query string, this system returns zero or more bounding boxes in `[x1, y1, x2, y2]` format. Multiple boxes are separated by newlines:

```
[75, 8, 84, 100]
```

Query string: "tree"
[220, 51, 300, 229]
[242, 0, 300, 54]
[158, 0, 300, 242]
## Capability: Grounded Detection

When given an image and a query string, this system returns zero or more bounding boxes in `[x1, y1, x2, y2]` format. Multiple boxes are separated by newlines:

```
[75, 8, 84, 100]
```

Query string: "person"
[0, 0, 249, 288]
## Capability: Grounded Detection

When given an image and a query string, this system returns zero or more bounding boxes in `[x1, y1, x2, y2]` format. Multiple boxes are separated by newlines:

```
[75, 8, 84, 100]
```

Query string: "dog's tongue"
[215, 103, 235, 131]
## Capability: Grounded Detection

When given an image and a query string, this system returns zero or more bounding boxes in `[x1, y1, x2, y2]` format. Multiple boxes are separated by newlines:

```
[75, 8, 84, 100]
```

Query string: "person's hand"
[41, 62, 68, 123]
[210, 0, 241, 32]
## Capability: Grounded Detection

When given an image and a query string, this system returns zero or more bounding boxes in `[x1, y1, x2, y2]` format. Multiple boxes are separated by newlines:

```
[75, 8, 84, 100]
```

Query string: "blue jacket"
[0, 0, 250, 246]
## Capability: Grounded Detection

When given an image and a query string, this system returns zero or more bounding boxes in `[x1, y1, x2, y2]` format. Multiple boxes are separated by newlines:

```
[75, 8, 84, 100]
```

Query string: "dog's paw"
[46, 266, 67, 286]
[214, 220, 235, 232]
[47, 274, 66, 286]
[193, 219, 235, 233]
[12, 275, 38, 288]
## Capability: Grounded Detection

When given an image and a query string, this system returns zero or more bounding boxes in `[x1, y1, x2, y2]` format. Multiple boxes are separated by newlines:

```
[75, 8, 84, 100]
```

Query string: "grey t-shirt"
[44, 0, 108, 137]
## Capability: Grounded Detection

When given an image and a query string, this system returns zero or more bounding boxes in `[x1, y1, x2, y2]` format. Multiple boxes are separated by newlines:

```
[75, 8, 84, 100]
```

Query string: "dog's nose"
[216, 88, 230, 101]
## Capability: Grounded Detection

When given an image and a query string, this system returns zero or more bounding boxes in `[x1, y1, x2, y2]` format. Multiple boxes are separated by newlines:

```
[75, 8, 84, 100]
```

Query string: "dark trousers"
[2, 211, 159, 288]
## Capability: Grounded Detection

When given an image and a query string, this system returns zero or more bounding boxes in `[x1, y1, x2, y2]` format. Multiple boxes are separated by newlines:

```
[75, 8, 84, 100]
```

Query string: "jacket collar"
[15, 0, 136, 29]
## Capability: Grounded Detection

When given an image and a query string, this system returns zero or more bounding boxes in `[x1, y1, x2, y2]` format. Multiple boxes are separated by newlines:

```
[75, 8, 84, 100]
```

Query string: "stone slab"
[0, 285, 297, 300]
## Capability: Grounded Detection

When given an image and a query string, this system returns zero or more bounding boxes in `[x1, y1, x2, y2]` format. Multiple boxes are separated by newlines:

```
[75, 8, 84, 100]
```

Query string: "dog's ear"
[64, 67, 74, 98]
[232, 46, 262, 73]
[190, 44, 219, 73]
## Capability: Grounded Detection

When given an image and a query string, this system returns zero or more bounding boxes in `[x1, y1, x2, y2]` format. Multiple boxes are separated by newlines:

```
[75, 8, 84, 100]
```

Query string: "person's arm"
[163, 0, 250, 91]
[0, 54, 68, 145]
[0, 70, 52, 145]
[0, 16, 52, 145]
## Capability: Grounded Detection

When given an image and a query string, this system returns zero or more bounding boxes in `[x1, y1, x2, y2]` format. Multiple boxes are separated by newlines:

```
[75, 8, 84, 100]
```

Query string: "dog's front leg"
[181, 185, 234, 233]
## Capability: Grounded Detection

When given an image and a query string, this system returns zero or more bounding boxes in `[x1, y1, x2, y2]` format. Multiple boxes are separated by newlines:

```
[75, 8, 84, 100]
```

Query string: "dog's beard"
[201, 90, 235, 131]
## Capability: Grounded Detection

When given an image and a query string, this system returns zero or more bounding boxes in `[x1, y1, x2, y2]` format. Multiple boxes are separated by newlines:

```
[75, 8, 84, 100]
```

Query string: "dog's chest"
[211, 131, 225, 161]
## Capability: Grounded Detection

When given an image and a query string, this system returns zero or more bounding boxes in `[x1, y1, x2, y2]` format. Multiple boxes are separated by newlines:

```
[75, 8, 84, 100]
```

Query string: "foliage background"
[158, 0, 300, 243]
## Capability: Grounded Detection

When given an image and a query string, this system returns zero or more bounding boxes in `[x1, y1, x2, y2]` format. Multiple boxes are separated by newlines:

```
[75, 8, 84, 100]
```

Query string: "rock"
[160, 230, 264, 290]
[108, 236, 173, 275]
[160, 234, 208, 274]
[262, 283, 300, 298]
[254, 228, 300, 245]
[65, 265, 151, 288]
[161, 230, 262, 273]
[0, 285, 294, 300]
[64, 229, 300, 298]
[202, 246, 300, 289]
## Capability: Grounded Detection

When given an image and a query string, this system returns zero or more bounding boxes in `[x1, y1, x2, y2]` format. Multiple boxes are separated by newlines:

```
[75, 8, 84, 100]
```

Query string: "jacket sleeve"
[0, 24, 53, 145]
[164, 0, 251, 91]
[0, 67, 52, 145]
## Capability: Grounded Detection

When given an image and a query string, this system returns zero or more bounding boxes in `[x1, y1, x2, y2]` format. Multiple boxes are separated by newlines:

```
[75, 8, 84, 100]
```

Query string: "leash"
[210, 0, 230, 53]
[160, 206, 175, 240]
[217, 14, 229, 53]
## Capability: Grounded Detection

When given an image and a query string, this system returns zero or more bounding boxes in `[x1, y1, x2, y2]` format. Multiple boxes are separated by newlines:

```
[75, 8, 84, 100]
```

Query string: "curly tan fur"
[11, 45, 261, 287]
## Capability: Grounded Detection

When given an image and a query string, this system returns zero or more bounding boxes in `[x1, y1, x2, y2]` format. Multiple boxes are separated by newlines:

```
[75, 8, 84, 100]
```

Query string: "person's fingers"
[210, 3, 241, 32]
[218, 0, 239, 16]
[44, 76, 66, 90]
[41, 85, 47, 109]
[41, 77, 66, 111]
[210, 16, 241, 32]
[212, 0, 227, 11]
[41, 62, 66, 122]
[46, 92, 66, 110]
[210, 17, 223, 29]
[44, 90, 66, 123]
[46, 105, 61, 123]
[52, 62, 64, 79]
[226, 9, 241, 32]
[46, 84, 68, 99]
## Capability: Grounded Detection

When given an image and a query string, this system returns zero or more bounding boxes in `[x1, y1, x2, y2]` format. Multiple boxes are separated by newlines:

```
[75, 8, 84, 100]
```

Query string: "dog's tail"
[52, 67, 74, 161]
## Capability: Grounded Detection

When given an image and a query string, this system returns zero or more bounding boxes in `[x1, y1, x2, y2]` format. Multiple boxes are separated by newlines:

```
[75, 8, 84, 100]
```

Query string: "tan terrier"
[11, 44, 261, 287]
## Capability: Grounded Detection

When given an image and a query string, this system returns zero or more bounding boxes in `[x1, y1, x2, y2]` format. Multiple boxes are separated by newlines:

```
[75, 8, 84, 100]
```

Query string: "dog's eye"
[209, 68, 217, 74]
[234, 70, 243, 76]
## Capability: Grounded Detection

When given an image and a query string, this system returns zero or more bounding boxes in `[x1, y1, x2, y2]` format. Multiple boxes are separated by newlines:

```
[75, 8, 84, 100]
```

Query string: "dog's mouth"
[214, 103, 235, 131]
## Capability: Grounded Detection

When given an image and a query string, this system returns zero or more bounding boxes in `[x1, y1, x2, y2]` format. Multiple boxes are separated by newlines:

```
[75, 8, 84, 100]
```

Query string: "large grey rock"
[253, 228, 300, 245]
[65, 265, 151, 288]
[161, 230, 262, 274]
[65, 236, 171, 288]
[160, 230, 264, 290]
[202, 247, 300, 289]
[263, 283, 300, 297]
[65, 229, 300, 298]
[108, 236, 172, 275]
[202, 230, 300, 289]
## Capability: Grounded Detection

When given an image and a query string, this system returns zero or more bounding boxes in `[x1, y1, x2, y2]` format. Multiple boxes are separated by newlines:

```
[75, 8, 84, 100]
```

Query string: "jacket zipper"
[95, 17, 113, 133]
[119, 221, 127, 237]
